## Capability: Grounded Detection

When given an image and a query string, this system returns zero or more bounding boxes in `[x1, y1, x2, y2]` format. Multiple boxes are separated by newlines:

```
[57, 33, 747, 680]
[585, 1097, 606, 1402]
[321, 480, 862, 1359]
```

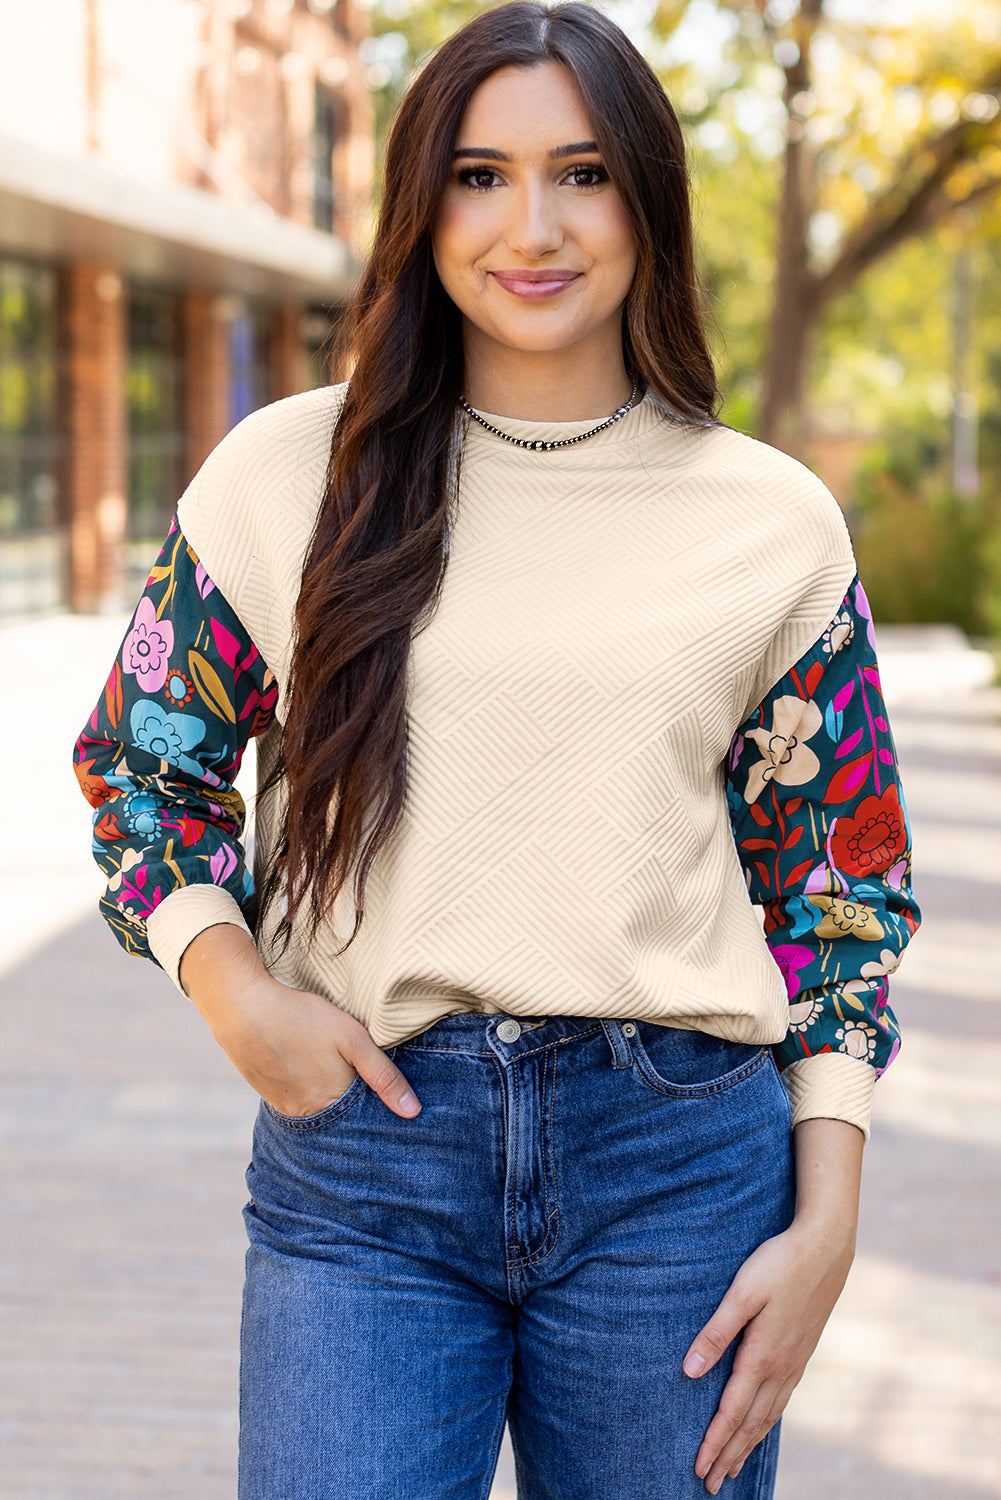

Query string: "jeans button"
[622, 1023, 637, 1036]
[496, 1019, 522, 1042]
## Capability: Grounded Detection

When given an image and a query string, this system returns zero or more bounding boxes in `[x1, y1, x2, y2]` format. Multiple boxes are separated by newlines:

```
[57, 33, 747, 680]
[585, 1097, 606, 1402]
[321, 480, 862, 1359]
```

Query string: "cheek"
[602, 204, 639, 285]
[432, 204, 463, 297]
[568, 200, 637, 291]
[433, 199, 488, 286]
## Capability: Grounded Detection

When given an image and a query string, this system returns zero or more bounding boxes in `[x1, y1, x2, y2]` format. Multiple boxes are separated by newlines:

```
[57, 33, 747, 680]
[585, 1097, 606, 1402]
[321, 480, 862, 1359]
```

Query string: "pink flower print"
[209, 844, 238, 886]
[853, 579, 877, 652]
[123, 597, 174, 693]
[875, 1036, 901, 1077]
[772, 942, 815, 1000]
[194, 560, 215, 600]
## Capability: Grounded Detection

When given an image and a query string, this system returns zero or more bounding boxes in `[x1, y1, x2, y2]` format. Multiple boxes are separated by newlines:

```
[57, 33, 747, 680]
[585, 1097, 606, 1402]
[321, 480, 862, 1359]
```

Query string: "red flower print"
[830, 784, 906, 877]
[74, 757, 114, 808]
[94, 809, 122, 842]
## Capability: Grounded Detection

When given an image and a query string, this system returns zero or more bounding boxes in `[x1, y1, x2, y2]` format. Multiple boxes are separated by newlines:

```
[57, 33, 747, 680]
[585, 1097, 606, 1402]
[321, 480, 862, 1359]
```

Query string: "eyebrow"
[452, 140, 600, 161]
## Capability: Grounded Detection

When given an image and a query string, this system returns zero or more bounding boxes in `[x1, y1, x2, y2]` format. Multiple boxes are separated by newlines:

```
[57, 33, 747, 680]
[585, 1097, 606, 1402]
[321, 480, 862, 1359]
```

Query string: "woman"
[74, 4, 919, 1496]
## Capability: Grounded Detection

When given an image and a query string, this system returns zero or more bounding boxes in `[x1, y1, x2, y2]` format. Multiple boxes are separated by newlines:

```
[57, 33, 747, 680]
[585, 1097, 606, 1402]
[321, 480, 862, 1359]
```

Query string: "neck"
[462, 332, 633, 422]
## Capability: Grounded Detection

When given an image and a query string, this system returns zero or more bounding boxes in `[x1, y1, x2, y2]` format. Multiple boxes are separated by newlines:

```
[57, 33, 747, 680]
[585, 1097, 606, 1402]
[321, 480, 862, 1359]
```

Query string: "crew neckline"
[460, 389, 675, 448]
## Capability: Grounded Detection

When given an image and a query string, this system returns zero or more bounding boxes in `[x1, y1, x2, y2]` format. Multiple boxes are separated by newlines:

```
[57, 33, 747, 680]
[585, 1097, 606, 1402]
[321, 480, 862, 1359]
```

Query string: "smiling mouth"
[490, 270, 582, 298]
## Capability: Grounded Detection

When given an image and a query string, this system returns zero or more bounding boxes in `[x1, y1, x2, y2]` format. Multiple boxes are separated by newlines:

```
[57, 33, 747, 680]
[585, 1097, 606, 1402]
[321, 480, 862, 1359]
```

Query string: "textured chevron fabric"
[144, 381, 866, 1122]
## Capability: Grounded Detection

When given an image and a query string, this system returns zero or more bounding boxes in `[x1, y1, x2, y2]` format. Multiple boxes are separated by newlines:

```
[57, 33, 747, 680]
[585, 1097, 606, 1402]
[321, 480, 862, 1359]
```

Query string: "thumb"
[339, 1028, 423, 1119]
[683, 1280, 758, 1378]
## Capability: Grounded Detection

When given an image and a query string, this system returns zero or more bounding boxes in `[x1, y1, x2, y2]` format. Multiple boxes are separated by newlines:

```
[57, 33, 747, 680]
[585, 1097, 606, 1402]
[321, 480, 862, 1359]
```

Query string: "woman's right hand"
[178, 923, 422, 1119]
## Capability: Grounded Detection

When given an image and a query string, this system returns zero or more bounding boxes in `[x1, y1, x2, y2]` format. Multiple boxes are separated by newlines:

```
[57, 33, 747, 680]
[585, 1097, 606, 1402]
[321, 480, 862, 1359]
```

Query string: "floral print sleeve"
[726, 575, 919, 1091]
[72, 514, 278, 963]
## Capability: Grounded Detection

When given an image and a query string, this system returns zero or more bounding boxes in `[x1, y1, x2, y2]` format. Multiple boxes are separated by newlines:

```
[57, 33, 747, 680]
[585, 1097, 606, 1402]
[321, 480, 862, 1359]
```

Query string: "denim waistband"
[395, 1011, 636, 1066]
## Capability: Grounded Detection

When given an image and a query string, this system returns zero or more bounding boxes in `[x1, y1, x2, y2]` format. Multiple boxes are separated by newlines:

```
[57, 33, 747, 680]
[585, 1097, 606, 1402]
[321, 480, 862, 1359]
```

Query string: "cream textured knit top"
[126, 380, 892, 1130]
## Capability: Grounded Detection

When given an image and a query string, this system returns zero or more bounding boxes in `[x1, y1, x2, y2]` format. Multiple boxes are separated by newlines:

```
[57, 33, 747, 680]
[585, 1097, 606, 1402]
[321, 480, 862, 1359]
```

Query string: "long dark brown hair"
[258, 0, 722, 954]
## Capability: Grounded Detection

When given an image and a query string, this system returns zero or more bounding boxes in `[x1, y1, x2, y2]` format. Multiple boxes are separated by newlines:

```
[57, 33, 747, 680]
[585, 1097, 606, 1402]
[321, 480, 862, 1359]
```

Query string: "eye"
[564, 162, 609, 189]
[456, 166, 503, 192]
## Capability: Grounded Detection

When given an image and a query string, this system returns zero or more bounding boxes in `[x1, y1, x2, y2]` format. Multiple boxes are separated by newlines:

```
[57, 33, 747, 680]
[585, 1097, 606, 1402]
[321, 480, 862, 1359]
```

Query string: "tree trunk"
[758, 128, 821, 457]
[758, 0, 826, 457]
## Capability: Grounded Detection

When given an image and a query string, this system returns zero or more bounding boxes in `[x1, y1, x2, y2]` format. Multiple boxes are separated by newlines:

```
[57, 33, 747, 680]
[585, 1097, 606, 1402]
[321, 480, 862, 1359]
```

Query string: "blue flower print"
[129, 700, 207, 776]
[121, 789, 161, 836]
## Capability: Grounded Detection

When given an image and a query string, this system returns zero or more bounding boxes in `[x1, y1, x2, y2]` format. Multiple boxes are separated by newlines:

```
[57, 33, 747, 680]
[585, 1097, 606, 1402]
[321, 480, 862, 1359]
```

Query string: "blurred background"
[0, 1, 999, 1497]
[1, 0, 1000, 629]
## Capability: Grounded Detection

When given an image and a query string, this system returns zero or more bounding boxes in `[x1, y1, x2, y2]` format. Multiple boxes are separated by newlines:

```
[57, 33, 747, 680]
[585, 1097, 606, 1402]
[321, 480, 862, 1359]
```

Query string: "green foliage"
[367, 0, 487, 152]
[852, 480, 989, 633]
[849, 418, 1001, 635]
[365, 0, 1001, 638]
[691, 143, 778, 429]
[843, 227, 1001, 639]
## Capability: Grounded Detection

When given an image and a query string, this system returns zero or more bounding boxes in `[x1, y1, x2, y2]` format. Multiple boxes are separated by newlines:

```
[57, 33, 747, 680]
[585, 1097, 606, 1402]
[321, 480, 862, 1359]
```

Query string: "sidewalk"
[1, 613, 999, 1499]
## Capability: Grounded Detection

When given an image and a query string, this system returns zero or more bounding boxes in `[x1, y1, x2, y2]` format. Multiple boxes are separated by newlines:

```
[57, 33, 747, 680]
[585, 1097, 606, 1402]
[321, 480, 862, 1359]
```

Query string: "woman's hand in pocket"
[179, 923, 422, 1119]
[682, 1117, 864, 1494]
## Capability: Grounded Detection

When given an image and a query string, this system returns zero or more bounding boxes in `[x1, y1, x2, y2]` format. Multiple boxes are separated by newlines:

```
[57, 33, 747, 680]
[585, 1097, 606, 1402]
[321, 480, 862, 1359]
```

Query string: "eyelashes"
[454, 162, 610, 193]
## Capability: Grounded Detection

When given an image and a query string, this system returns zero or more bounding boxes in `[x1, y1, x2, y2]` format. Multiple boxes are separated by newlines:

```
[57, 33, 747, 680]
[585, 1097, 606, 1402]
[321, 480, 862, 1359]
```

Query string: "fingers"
[683, 1267, 790, 1494]
[683, 1277, 761, 1378]
[694, 1355, 764, 1483]
[221, 981, 424, 1121]
[698, 1371, 798, 1494]
[335, 1018, 422, 1118]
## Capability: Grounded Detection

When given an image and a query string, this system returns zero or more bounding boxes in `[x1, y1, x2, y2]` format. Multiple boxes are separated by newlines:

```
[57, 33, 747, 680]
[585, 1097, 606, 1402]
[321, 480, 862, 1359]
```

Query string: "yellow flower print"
[836, 1019, 879, 1061]
[743, 696, 823, 804]
[808, 895, 885, 941]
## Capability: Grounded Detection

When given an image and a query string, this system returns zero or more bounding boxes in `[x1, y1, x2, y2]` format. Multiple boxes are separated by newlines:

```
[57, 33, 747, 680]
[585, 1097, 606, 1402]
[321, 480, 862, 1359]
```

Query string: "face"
[432, 62, 638, 370]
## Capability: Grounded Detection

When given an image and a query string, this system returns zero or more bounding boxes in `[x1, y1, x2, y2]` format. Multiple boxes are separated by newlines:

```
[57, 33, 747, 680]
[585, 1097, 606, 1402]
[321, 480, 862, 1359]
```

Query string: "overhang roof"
[0, 132, 357, 303]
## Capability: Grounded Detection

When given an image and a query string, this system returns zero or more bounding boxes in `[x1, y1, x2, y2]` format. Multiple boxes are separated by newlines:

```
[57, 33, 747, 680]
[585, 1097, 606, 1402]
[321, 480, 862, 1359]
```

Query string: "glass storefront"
[313, 83, 338, 234]
[0, 261, 331, 617]
[126, 284, 187, 587]
[228, 300, 272, 429]
[0, 257, 66, 615]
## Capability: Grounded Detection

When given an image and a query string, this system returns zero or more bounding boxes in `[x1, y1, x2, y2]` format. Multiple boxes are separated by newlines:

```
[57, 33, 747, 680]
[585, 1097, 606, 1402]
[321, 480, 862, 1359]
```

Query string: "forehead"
[454, 62, 594, 150]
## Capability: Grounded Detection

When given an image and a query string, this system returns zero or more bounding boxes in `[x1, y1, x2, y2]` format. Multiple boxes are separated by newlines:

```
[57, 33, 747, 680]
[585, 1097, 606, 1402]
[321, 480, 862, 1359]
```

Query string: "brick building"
[0, 0, 374, 614]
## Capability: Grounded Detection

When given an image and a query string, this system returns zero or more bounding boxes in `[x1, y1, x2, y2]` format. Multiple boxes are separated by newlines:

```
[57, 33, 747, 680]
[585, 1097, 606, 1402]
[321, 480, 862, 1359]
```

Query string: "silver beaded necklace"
[458, 379, 642, 452]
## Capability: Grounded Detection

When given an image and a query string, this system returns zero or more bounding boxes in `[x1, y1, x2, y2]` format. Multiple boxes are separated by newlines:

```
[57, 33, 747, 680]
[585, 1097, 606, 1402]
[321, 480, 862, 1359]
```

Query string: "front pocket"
[260, 1044, 402, 1131]
[262, 1070, 368, 1131]
[627, 1022, 769, 1099]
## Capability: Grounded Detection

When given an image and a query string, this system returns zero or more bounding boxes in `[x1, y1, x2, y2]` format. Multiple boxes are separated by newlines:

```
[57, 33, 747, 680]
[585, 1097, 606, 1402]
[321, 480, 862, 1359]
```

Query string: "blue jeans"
[239, 1014, 795, 1499]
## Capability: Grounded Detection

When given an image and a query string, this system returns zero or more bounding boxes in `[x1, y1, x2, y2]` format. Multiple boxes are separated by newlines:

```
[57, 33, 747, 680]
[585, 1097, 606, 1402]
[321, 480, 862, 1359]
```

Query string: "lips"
[490, 270, 582, 299]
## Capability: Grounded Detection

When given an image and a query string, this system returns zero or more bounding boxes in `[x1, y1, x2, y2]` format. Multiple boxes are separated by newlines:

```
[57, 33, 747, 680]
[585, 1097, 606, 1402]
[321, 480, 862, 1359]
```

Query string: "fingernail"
[684, 1352, 707, 1377]
[398, 1091, 421, 1116]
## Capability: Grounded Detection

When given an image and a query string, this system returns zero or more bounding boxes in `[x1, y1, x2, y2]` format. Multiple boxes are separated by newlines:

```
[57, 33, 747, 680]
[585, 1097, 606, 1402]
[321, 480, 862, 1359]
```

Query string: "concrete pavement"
[1, 611, 998, 1499]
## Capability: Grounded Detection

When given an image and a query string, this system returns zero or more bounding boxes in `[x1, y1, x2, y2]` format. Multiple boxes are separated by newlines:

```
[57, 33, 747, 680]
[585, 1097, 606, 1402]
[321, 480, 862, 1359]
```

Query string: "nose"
[504, 180, 564, 260]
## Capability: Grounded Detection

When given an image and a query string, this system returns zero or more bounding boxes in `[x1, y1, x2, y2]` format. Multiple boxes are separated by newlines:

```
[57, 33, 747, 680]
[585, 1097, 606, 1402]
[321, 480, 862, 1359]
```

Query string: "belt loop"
[601, 1019, 634, 1069]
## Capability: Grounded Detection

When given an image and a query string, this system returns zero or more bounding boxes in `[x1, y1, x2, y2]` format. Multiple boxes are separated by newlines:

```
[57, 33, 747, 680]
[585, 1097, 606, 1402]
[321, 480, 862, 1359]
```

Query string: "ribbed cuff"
[146, 885, 253, 994]
[781, 1053, 876, 1139]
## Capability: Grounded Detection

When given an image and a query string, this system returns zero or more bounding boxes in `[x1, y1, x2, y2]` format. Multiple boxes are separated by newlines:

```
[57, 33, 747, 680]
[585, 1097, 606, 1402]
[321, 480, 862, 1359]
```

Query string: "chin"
[479, 319, 608, 357]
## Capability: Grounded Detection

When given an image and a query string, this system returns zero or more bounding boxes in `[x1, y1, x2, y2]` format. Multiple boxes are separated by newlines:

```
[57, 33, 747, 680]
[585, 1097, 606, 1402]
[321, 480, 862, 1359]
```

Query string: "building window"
[302, 304, 345, 388]
[228, 301, 272, 427]
[126, 285, 186, 585]
[313, 83, 338, 233]
[0, 257, 64, 616]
